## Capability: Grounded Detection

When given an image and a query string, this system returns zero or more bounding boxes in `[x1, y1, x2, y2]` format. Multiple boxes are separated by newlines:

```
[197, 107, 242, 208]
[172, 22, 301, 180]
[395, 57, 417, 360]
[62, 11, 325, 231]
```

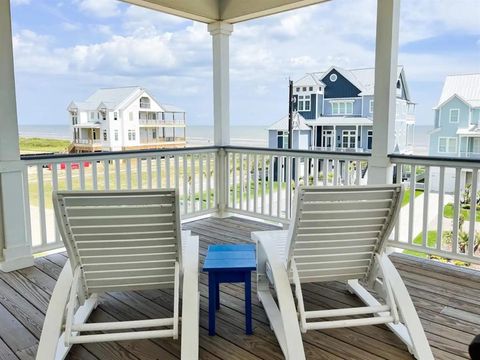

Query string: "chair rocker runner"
[253, 185, 434, 360]
[36, 190, 200, 360]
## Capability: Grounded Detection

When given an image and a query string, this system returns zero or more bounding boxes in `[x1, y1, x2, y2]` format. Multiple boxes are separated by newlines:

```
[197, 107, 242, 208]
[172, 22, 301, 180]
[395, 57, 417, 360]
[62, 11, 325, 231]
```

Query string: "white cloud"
[76, 0, 121, 18]
[62, 22, 80, 31]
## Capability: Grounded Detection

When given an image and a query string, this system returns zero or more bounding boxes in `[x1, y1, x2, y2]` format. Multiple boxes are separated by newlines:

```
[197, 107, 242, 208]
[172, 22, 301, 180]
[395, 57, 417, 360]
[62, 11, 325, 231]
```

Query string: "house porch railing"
[21, 147, 479, 265]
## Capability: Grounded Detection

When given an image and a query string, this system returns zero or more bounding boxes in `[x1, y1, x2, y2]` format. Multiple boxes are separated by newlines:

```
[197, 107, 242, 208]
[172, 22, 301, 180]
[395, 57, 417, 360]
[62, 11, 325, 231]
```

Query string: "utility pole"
[288, 79, 294, 149]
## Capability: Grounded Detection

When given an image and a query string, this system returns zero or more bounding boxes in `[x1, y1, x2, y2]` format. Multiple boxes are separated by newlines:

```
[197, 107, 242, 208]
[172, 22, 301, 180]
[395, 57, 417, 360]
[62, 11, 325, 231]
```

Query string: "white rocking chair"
[36, 190, 200, 360]
[253, 185, 433, 360]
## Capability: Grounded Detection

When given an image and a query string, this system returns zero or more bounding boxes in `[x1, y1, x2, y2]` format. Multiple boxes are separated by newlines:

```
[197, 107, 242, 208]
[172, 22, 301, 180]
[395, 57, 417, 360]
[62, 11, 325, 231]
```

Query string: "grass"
[20, 137, 70, 154]
[401, 189, 423, 207]
[402, 231, 439, 258]
[444, 203, 480, 222]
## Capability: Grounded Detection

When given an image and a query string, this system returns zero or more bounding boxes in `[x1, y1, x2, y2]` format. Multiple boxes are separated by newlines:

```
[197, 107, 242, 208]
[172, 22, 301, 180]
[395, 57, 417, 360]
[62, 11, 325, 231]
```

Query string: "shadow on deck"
[0, 217, 479, 359]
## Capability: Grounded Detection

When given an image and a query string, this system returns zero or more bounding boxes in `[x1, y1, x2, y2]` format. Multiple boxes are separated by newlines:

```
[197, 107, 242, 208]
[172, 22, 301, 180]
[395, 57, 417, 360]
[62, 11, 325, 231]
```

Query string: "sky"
[9, 0, 480, 127]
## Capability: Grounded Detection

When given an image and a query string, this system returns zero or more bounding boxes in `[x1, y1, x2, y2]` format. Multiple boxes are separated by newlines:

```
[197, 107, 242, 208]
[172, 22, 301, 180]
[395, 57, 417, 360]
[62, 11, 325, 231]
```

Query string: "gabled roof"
[161, 104, 185, 113]
[268, 113, 310, 131]
[294, 74, 325, 88]
[307, 65, 406, 98]
[436, 73, 480, 109]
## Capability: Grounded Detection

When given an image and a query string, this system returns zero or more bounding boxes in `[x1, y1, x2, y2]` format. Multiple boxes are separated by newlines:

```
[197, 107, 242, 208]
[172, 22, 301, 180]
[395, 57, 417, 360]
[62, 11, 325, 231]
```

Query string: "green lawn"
[444, 203, 480, 222]
[402, 231, 444, 259]
[20, 137, 70, 154]
[401, 189, 423, 207]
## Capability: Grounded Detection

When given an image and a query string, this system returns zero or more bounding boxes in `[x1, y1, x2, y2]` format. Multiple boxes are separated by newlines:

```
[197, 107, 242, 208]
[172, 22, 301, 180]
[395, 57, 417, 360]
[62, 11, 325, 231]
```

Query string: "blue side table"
[203, 244, 256, 336]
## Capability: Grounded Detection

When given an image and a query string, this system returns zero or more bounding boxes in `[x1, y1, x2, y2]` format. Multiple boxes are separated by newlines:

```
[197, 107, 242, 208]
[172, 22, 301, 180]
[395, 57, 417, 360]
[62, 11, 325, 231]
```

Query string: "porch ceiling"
[120, 0, 330, 23]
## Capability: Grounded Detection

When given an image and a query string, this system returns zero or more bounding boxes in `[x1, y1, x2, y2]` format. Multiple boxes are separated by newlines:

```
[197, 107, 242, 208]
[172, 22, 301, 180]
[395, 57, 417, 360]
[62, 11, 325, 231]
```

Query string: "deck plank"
[0, 216, 478, 359]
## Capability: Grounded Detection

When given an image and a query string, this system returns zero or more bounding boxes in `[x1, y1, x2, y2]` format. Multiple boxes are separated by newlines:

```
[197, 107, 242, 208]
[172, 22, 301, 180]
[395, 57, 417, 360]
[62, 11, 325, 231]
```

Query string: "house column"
[355, 125, 359, 151]
[0, 1, 34, 272]
[208, 21, 233, 216]
[369, 0, 400, 184]
[333, 125, 336, 150]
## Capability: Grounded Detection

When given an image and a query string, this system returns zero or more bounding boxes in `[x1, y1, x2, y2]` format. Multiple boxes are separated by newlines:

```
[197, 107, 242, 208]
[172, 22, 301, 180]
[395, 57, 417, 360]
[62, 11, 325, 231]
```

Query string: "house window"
[369, 100, 374, 113]
[367, 130, 373, 150]
[103, 130, 107, 141]
[449, 109, 459, 123]
[438, 137, 457, 153]
[342, 130, 356, 149]
[114, 112, 118, 121]
[140, 97, 150, 109]
[331, 101, 353, 115]
[114, 130, 119, 141]
[128, 130, 136, 141]
[302, 87, 306, 91]
[72, 115, 77, 125]
[308, 86, 313, 91]
[102, 114, 106, 121]
[329, 73, 337, 82]
[298, 95, 311, 111]
[277, 131, 288, 149]
[296, 87, 300, 92]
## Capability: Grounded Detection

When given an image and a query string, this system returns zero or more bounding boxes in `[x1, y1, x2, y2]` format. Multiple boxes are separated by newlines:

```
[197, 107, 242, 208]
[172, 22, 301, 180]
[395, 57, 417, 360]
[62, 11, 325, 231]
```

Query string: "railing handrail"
[389, 153, 480, 167]
[21, 146, 218, 163]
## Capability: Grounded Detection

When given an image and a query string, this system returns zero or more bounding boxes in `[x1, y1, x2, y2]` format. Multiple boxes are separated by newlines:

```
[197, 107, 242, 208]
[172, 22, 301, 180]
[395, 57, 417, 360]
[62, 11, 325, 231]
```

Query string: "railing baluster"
[183, 155, 188, 214]
[174, 155, 180, 192]
[114, 159, 121, 190]
[468, 169, 478, 258]
[261, 155, 266, 214]
[303, 156, 309, 186]
[253, 154, 258, 213]
[313, 158, 319, 186]
[136, 158, 142, 189]
[246, 154, 251, 212]
[422, 166, 430, 248]
[394, 164, 402, 243]
[333, 159, 339, 186]
[269, 155, 274, 216]
[191, 154, 196, 212]
[166, 156, 171, 188]
[239, 153, 244, 211]
[156, 156, 162, 189]
[36, 165, 47, 248]
[92, 160, 98, 190]
[277, 156, 281, 218]
[355, 160, 361, 185]
[103, 160, 110, 190]
[232, 153, 237, 209]
[322, 159, 328, 186]
[79, 162, 85, 190]
[436, 166, 445, 251]
[286, 157, 291, 218]
[408, 164, 416, 245]
[452, 167, 461, 255]
[51, 163, 60, 244]
[206, 153, 211, 209]
[199, 155, 204, 211]
[147, 157, 152, 189]
[66, 163, 72, 190]
[125, 159, 131, 190]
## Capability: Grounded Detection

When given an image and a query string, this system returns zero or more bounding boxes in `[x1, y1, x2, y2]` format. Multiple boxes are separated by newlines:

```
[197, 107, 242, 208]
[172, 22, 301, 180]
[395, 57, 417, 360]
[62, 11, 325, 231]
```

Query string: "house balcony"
[459, 151, 480, 159]
[1, 146, 478, 359]
[69, 138, 102, 152]
[139, 118, 186, 126]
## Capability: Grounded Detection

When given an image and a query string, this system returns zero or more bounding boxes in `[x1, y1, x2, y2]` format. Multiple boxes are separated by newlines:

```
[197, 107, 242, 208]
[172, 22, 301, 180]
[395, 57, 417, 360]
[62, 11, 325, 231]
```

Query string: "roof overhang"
[120, 0, 330, 24]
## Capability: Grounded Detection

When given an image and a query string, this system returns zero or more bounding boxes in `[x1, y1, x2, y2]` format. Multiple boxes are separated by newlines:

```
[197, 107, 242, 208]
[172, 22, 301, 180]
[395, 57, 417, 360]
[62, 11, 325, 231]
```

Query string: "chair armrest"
[180, 233, 199, 360]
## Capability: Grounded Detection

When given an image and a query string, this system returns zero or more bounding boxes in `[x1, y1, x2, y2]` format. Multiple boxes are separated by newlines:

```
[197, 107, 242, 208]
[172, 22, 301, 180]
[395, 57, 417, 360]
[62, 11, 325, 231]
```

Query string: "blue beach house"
[268, 66, 416, 153]
[429, 74, 480, 158]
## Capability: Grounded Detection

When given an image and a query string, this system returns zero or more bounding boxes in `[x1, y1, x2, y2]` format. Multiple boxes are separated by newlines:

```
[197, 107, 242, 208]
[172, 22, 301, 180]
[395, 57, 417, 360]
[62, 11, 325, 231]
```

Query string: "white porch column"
[208, 21, 233, 216]
[0, 1, 34, 271]
[208, 21, 233, 146]
[369, 0, 400, 184]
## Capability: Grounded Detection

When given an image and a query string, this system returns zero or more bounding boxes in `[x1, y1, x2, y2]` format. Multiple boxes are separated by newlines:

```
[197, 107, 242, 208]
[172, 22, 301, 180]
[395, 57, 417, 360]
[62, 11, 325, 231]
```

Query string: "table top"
[203, 244, 256, 272]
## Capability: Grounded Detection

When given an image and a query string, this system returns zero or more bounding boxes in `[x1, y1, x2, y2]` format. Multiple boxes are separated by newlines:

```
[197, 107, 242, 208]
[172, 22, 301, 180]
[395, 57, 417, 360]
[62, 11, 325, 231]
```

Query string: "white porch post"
[369, 0, 400, 184]
[0, 1, 34, 271]
[208, 21, 233, 216]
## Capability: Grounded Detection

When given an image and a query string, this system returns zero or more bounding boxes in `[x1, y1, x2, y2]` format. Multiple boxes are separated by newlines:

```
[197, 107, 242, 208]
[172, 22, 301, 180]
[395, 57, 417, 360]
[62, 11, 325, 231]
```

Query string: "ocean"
[18, 124, 432, 154]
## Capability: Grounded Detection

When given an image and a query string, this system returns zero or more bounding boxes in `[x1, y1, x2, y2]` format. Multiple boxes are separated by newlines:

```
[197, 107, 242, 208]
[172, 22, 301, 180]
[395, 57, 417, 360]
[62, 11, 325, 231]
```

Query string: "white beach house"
[68, 86, 186, 152]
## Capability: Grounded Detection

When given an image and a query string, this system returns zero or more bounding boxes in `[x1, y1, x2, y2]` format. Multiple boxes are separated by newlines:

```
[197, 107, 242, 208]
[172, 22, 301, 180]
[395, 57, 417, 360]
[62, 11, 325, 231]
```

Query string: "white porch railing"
[389, 154, 479, 264]
[21, 147, 480, 265]
[22, 147, 218, 253]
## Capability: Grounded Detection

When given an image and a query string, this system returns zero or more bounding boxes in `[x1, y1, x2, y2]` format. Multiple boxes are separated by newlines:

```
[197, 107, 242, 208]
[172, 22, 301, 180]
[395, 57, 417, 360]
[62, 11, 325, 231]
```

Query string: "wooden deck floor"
[0, 216, 479, 360]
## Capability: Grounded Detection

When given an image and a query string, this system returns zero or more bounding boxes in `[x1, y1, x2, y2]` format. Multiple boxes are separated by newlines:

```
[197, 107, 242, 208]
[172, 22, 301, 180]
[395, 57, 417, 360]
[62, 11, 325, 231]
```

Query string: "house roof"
[305, 117, 373, 126]
[268, 113, 310, 131]
[161, 104, 185, 113]
[306, 66, 406, 98]
[457, 125, 480, 137]
[436, 73, 480, 109]
[294, 74, 325, 88]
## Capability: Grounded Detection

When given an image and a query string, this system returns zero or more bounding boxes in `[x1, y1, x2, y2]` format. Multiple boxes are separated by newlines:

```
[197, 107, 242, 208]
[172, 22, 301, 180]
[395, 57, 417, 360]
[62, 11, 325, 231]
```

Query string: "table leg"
[216, 281, 220, 310]
[208, 272, 216, 336]
[245, 271, 252, 335]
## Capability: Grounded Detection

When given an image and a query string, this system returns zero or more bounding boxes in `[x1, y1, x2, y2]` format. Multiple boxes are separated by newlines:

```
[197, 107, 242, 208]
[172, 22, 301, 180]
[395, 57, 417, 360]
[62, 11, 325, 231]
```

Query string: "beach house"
[268, 66, 416, 153]
[429, 74, 480, 158]
[68, 86, 186, 152]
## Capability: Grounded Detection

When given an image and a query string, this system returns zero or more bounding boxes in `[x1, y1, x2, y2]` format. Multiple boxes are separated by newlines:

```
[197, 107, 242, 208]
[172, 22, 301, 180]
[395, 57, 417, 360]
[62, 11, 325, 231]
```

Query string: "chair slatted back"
[286, 185, 403, 283]
[53, 190, 181, 294]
